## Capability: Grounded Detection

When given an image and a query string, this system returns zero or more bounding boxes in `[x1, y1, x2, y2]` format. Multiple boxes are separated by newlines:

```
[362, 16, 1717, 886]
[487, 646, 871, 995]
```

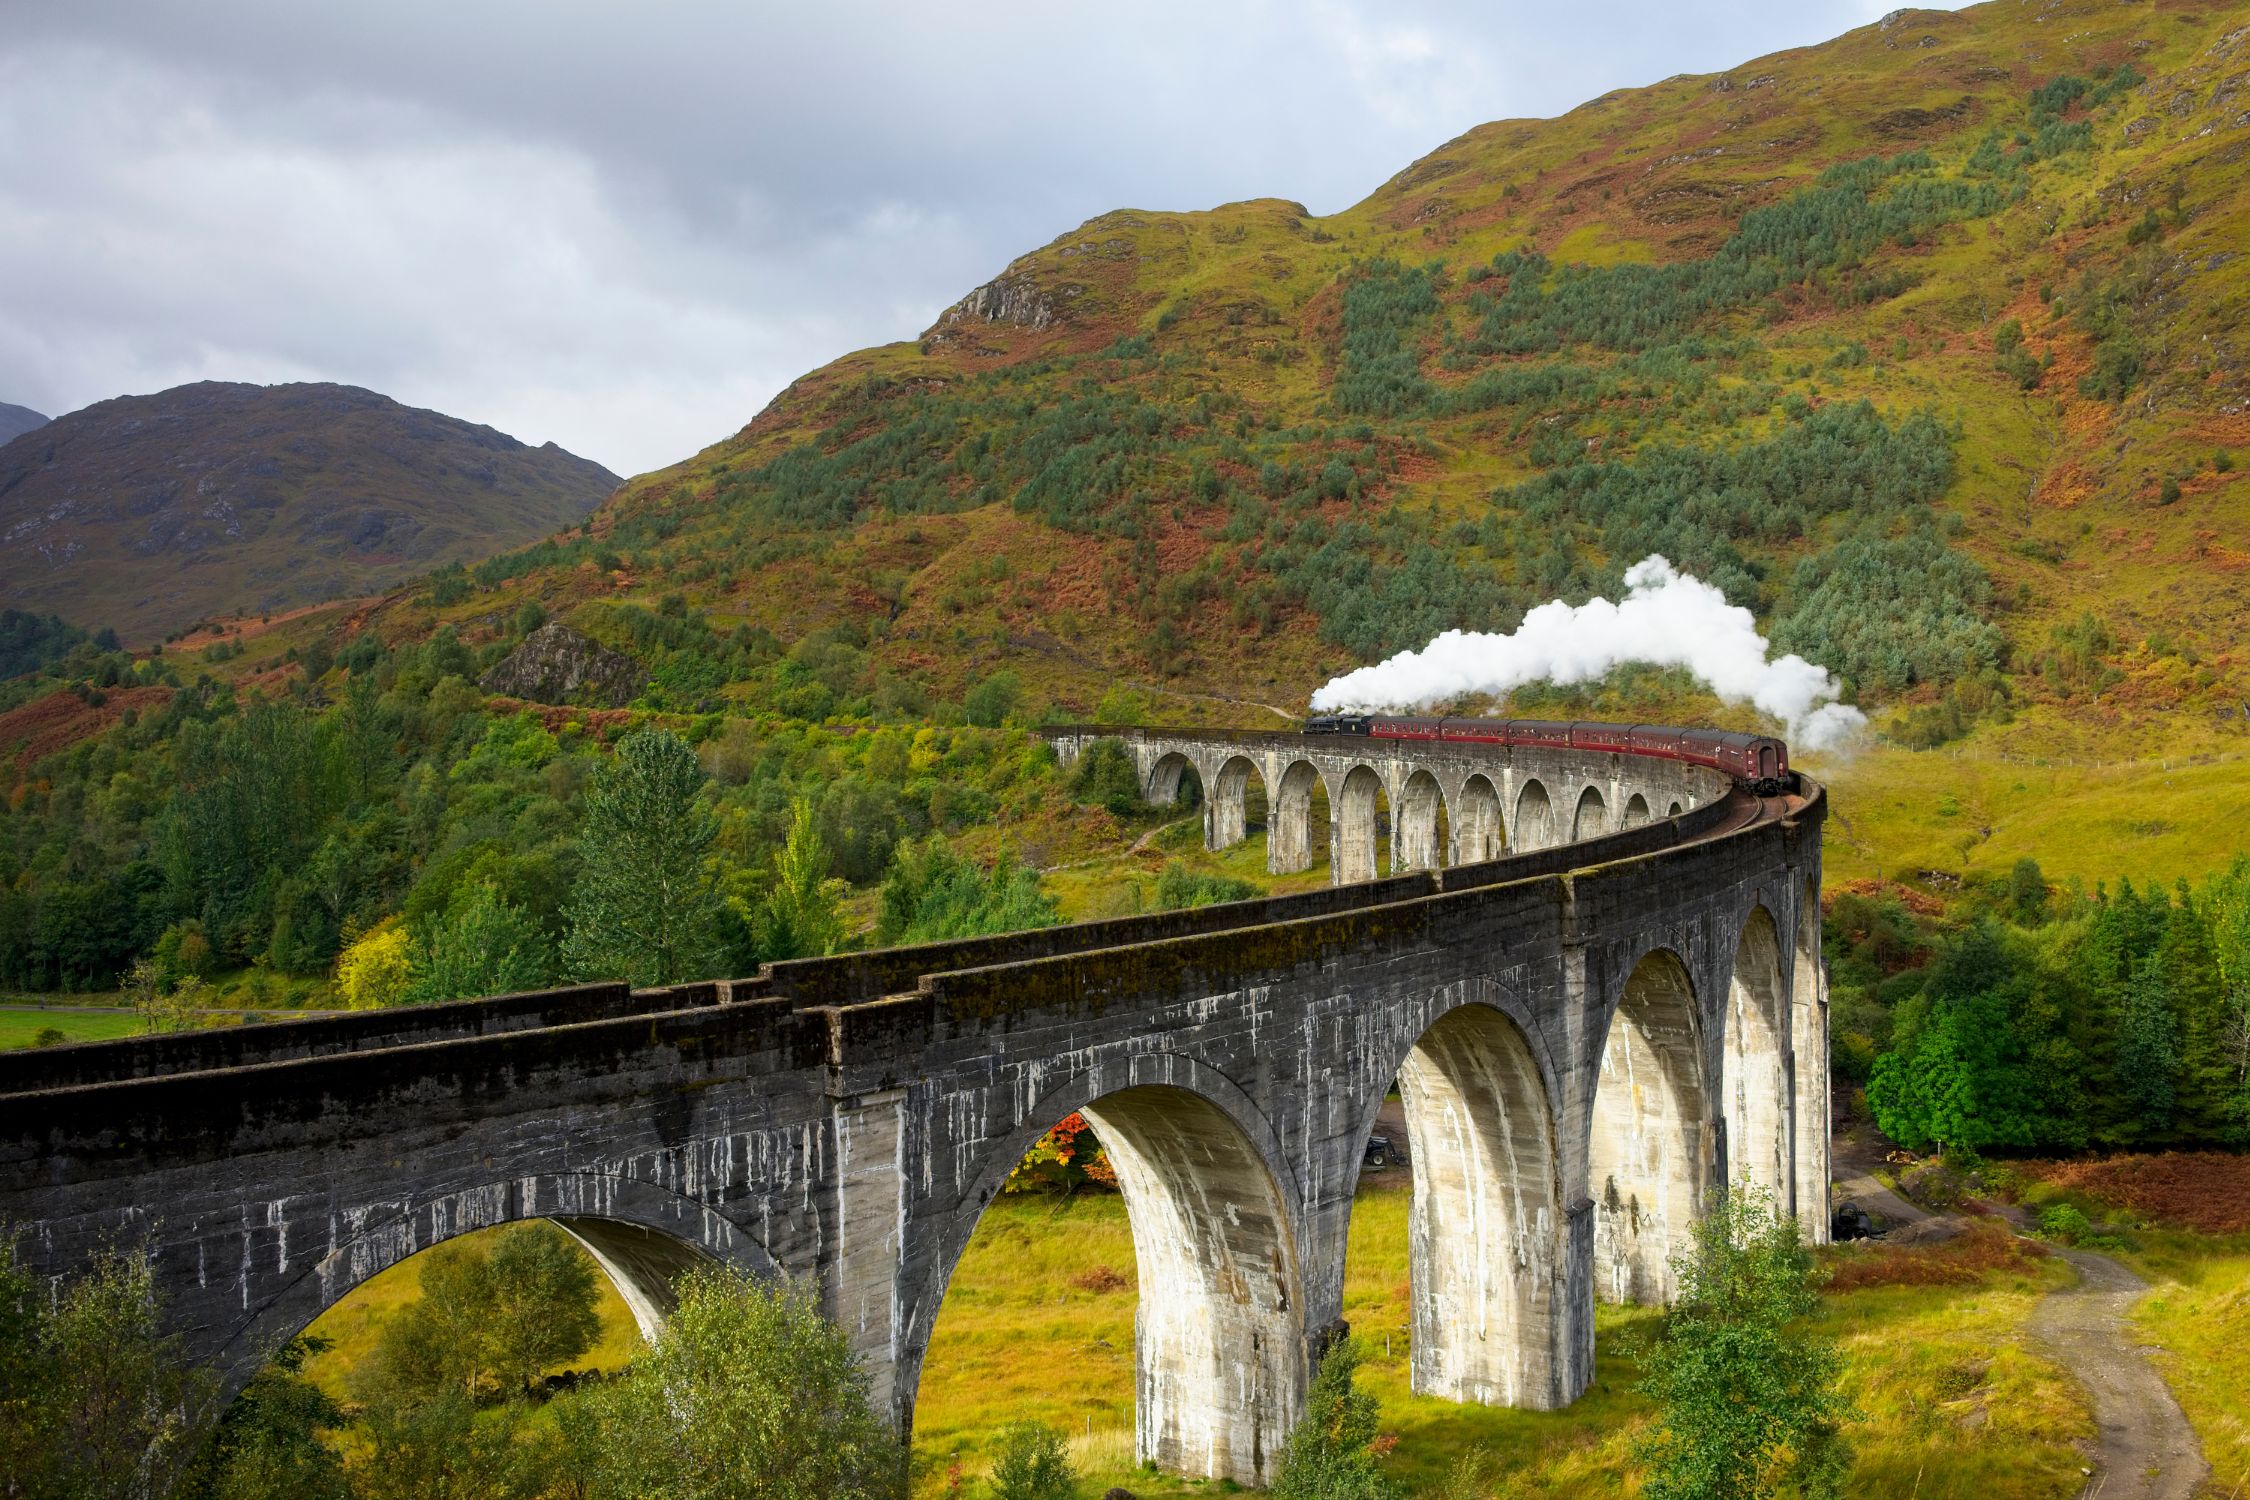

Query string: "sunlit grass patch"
[912, 1172, 2091, 1497]
[0, 1007, 143, 1050]
[2130, 1242, 2250, 1492]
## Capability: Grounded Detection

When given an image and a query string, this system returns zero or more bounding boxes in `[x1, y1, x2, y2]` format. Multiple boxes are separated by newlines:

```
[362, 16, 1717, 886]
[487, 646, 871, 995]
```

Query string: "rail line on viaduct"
[0, 725, 1830, 1488]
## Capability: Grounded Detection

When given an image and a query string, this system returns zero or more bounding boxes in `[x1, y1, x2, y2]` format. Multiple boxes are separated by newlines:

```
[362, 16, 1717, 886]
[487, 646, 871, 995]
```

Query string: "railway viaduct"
[0, 726, 1829, 1489]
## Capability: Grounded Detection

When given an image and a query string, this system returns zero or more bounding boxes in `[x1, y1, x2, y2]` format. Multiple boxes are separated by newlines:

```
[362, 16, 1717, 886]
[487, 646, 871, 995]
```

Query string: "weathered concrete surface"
[0, 727, 1828, 1488]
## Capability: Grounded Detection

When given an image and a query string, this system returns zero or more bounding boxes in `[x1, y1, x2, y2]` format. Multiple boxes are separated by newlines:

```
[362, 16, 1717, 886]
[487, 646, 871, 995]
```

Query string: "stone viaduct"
[0, 725, 1829, 1489]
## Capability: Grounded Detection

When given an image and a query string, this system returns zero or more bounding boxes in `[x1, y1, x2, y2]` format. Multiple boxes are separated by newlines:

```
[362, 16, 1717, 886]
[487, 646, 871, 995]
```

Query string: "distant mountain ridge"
[0, 381, 617, 640]
[0, 402, 46, 448]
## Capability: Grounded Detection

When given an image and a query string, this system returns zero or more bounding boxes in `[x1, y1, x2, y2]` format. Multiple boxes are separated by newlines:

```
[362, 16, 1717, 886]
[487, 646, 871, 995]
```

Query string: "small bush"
[1154, 863, 1257, 910]
[1066, 1265, 1130, 1294]
[989, 1421, 1078, 1500]
[2038, 1203, 2092, 1243]
[32, 1026, 66, 1047]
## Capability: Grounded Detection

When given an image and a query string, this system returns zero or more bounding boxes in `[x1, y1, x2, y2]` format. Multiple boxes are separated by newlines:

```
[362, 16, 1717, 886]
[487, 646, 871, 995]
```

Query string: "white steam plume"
[1308, 556, 1866, 751]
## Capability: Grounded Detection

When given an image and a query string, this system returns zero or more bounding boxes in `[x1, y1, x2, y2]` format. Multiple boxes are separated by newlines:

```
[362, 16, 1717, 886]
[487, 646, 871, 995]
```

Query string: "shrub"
[988, 1421, 1078, 1500]
[1271, 1338, 1395, 1500]
[1636, 1190, 1856, 1500]
[1154, 863, 1258, 910]
[2038, 1203, 2093, 1243]
[964, 670, 1023, 729]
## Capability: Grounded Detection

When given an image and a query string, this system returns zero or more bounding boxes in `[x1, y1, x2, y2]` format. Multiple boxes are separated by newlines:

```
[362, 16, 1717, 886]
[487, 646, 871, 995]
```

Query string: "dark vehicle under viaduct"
[0, 725, 1829, 1488]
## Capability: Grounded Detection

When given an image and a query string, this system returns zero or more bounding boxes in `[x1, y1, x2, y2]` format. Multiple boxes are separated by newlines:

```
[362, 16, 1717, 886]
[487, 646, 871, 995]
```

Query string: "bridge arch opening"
[1393, 1003, 1566, 1408]
[1588, 949, 1708, 1305]
[1725, 907, 1790, 1203]
[1666, 799, 1684, 818]
[1454, 774, 1505, 864]
[1513, 780, 1556, 852]
[1269, 759, 1328, 876]
[1571, 786, 1608, 842]
[213, 1191, 751, 1426]
[1792, 880, 1830, 1238]
[915, 1083, 1305, 1488]
[1144, 751, 1205, 813]
[1622, 792, 1652, 829]
[1336, 765, 1390, 884]
[1210, 754, 1268, 852]
[1395, 769, 1448, 873]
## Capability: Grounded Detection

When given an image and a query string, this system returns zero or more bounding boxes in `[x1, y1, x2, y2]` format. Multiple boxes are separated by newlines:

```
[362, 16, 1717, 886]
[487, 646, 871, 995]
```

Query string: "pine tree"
[2117, 954, 2181, 1137]
[759, 798, 848, 960]
[561, 728, 726, 986]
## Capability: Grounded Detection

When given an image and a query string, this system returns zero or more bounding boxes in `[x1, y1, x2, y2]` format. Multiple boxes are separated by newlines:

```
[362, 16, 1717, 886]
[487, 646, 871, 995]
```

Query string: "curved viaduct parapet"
[0, 725, 1828, 1490]
[1044, 724, 1735, 885]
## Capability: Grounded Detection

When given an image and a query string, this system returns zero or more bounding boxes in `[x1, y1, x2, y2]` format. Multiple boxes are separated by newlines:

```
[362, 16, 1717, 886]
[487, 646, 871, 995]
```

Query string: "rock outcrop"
[478, 622, 644, 707]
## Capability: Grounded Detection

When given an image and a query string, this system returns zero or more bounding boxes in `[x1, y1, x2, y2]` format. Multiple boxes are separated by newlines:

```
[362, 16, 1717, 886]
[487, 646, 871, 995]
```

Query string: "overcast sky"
[1, 1, 1929, 476]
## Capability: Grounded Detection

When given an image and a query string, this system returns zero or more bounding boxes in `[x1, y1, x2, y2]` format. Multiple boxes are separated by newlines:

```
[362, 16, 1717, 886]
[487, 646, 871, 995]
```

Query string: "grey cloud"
[0, 0, 1941, 474]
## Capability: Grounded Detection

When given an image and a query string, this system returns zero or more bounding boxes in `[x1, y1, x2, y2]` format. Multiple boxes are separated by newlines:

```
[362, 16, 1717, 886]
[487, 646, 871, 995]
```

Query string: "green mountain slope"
[0, 382, 618, 642]
[390, 1, 2246, 771]
[27, 0, 2249, 900]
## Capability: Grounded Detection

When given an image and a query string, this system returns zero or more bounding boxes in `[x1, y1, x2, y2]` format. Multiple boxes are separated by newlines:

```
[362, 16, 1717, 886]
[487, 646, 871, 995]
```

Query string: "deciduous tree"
[1634, 1189, 1855, 1500]
[567, 1268, 904, 1500]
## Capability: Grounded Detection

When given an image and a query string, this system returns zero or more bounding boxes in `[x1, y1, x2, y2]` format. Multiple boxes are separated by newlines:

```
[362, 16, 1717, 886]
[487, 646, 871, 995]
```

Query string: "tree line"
[1833, 856, 2250, 1154]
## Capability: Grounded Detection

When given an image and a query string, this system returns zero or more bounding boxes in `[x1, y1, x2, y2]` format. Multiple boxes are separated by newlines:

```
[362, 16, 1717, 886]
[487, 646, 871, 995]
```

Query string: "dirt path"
[1830, 1125, 1932, 1232]
[1835, 1125, 2210, 1498]
[2027, 1249, 2210, 1500]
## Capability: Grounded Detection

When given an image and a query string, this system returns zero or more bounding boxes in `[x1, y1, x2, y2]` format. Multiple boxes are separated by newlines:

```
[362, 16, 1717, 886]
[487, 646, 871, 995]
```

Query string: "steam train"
[1302, 715, 1793, 796]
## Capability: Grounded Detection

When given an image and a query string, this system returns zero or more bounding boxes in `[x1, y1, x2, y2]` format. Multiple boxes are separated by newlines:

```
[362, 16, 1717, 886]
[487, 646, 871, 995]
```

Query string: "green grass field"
[2126, 1235, 2250, 1493]
[0, 1008, 143, 1049]
[911, 1175, 2090, 1497]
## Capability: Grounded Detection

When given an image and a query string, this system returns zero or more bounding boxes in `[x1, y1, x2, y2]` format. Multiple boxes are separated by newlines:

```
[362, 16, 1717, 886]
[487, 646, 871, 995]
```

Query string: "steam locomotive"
[1302, 715, 1793, 795]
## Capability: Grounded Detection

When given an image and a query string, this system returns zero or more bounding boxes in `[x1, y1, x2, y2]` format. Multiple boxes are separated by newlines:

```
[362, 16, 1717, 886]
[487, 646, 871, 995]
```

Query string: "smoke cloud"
[1308, 555, 1866, 751]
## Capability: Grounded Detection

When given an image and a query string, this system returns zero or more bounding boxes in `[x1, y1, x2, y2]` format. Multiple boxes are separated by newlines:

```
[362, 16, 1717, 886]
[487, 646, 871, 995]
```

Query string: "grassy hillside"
[0, 382, 618, 643]
[248, 0, 2250, 888]
[7, 0, 2250, 1009]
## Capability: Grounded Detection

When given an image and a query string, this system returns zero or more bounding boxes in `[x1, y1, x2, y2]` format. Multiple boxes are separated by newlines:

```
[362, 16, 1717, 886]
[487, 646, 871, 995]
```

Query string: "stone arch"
[217, 1172, 771, 1401]
[1144, 751, 1203, 810]
[1571, 786, 1608, 842]
[1269, 760, 1324, 875]
[1667, 799, 1684, 818]
[1395, 768, 1446, 873]
[1454, 774, 1505, 864]
[1791, 879, 1830, 1239]
[1587, 949, 1708, 1305]
[1210, 754, 1267, 852]
[1335, 765, 1388, 884]
[1622, 793, 1652, 829]
[1393, 1003, 1568, 1408]
[907, 1063, 1304, 1487]
[1513, 779, 1556, 852]
[1725, 907, 1789, 1203]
